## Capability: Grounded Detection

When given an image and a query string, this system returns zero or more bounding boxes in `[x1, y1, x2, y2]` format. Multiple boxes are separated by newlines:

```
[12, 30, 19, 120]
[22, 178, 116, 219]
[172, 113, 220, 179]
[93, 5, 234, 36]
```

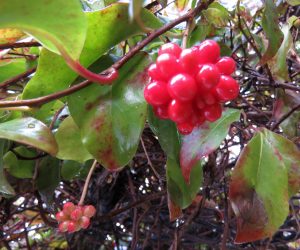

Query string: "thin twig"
[271, 103, 300, 130]
[0, 67, 36, 89]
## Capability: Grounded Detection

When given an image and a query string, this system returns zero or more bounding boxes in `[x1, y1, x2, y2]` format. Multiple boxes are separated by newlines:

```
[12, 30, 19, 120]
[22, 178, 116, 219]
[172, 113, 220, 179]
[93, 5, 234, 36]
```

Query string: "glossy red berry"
[156, 53, 182, 78]
[80, 216, 90, 229]
[83, 205, 96, 218]
[158, 43, 182, 58]
[56, 211, 67, 222]
[195, 96, 205, 110]
[177, 122, 194, 135]
[59, 221, 70, 233]
[168, 73, 197, 101]
[144, 81, 170, 106]
[179, 47, 200, 74]
[203, 104, 222, 122]
[147, 64, 165, 80]
[67, 221, 78, 233]
[197, 40, 220, 64]
[215, 75, 239, 102]
[70, 207, 83, 221]
[153, 105, 169, 119]
[202, 92, 217, 105]
[168, 99, 193, 123]
[63, 202, 75, 215]
[216, 57, 236, 75]
[196, 64, 220, 90]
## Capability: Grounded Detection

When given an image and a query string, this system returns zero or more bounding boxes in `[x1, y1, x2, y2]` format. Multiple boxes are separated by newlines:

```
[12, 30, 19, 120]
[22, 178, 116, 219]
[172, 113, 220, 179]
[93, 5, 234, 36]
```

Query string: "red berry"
[58, 221, 70, 233]
[195, 96, 205, 110]
[156, 53, 183, 78]
[196, 64, 220, 90]
[153, 105, 169, 119]
[147, 63, 165, 80]
[190, 108, 206, 126]
[197, 40, 220, 64]
[216, 57, 236, 75]
[144, 81, 170, 106]
[63, 202, 75, 215]
[80, 216, 90, 229]
[82, 205, 96, 218]
[178, 47, 200, 74]
[70, 207, 83, 221]
[56, 211, 67, 222]
[158, 43, 182, 58]
[203, 104, 222, 122]
[67, 221, 78, 233]
[215, 75, 239, 101]
[177, 122, 194, 135]
[168, 73, 197, 101]
[168, 99, 193, 123]
[202, 92, 217, 105]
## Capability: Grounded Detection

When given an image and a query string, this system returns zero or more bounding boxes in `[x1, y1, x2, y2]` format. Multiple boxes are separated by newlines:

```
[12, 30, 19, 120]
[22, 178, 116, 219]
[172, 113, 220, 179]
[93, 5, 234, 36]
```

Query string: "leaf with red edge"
[168, 195, 183, 221]
[260, 0, 284, 64]
[229, 128, 300, 243]
[180, 109, 240, 183]
[0, 28, 25, 44]
[68, 53, 150, 170]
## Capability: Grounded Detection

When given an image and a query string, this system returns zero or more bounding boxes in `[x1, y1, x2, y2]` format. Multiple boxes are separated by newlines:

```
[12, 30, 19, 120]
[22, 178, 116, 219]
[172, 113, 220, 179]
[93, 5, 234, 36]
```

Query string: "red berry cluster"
[144, 40, 239, 135]
[55, 202, 96, 233]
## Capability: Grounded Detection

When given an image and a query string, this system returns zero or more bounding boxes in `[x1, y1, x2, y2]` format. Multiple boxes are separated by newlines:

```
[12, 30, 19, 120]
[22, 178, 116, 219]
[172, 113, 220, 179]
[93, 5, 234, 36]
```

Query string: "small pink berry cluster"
[144, 40, 239, 135]
[56, 202, 96, 233]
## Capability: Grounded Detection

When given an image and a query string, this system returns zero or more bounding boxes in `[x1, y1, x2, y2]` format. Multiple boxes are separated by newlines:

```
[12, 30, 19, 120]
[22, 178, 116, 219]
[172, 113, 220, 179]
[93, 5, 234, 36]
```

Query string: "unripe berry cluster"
[144, 40, 239, 135]
[55, 202, 96, 233]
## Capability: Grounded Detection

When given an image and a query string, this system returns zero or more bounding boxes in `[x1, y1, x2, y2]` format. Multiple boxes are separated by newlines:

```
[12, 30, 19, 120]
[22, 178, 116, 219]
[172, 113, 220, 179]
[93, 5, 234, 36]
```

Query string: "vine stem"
[78, 160, 98, 206]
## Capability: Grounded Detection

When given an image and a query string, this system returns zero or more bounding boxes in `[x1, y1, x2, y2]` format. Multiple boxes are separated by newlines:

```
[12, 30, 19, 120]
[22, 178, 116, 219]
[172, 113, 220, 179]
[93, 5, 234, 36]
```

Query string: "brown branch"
[271, 103, 300, 130]
[0, 0, 213, 109]
[0, 67, 36, 89]
[0, 42, 41, 50]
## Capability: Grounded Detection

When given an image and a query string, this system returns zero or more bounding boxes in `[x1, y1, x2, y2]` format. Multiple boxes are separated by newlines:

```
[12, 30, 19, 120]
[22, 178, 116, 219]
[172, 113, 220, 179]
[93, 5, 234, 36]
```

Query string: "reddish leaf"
[180, 109, 240, 183]
[168, 195, 182, 221]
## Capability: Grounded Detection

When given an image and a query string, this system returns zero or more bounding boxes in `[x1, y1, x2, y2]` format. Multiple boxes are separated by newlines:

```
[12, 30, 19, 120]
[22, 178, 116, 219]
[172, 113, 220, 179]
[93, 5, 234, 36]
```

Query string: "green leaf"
[36, 156, 60, 204]
[268, 24, 293, 82]
[175, 0, 189, 11]
[167, 157, 202, 209]
[148, 106, 180, 160]
[22, 3, 160, 101]
[0, 117, 58, 155]
[180, 109, 241, 183]
[188, 20, 212, 47]
[0, 59, 27, 83]
[68, 53, 150, 170]
[0, 28, 25, 44]
[0, 0, 86, 60]
[286, 0, 300, 6]
[260, 0, 284, 64]
[203, 3, 230, 28]
[61, 160, 92, 180]
[229, 128, 300, 243]
[3, 146, 36, 178]
[0, 139, 15, 197]
[55, 116, 93, 163]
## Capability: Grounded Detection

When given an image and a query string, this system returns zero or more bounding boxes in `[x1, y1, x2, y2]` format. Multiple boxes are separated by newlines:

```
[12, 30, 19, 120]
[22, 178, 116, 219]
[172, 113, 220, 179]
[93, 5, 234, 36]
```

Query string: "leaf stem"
[78, 160, 98, 206]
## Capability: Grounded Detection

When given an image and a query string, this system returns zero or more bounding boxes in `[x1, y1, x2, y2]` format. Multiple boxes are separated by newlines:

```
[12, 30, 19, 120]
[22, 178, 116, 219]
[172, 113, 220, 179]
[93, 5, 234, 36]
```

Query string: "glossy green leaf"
[55, 116, 93, 163]
[61, 160, 92, 180]
[260, 0, 284, 64]
[229, 128, 300, 243]
[0, 28, 25, 44]
[167, 158, 202, 209]
[0, 59, 27, 83]
[203, 3, 230, 28]
[0, 139, 15, 197]
[180, 109, 241, 183]
[68, 53, 150, 170]
[36, 156, 60, 204]
[0, 0, 86, 60]
[3, 146, 36, 178]
[188, 20, 212, 47]
[269, 24, 292, 82]
[287, 0, 300, 6]
[22, 3, 161, 101]
[0, 117, 58, 155]
[148, 106, 180, 160]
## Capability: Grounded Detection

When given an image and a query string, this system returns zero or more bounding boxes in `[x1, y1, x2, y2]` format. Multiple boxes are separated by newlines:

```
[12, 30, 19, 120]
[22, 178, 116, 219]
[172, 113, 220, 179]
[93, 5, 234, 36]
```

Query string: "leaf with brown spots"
[229, 128, 300, 243]
[68, 53, 150, 170]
